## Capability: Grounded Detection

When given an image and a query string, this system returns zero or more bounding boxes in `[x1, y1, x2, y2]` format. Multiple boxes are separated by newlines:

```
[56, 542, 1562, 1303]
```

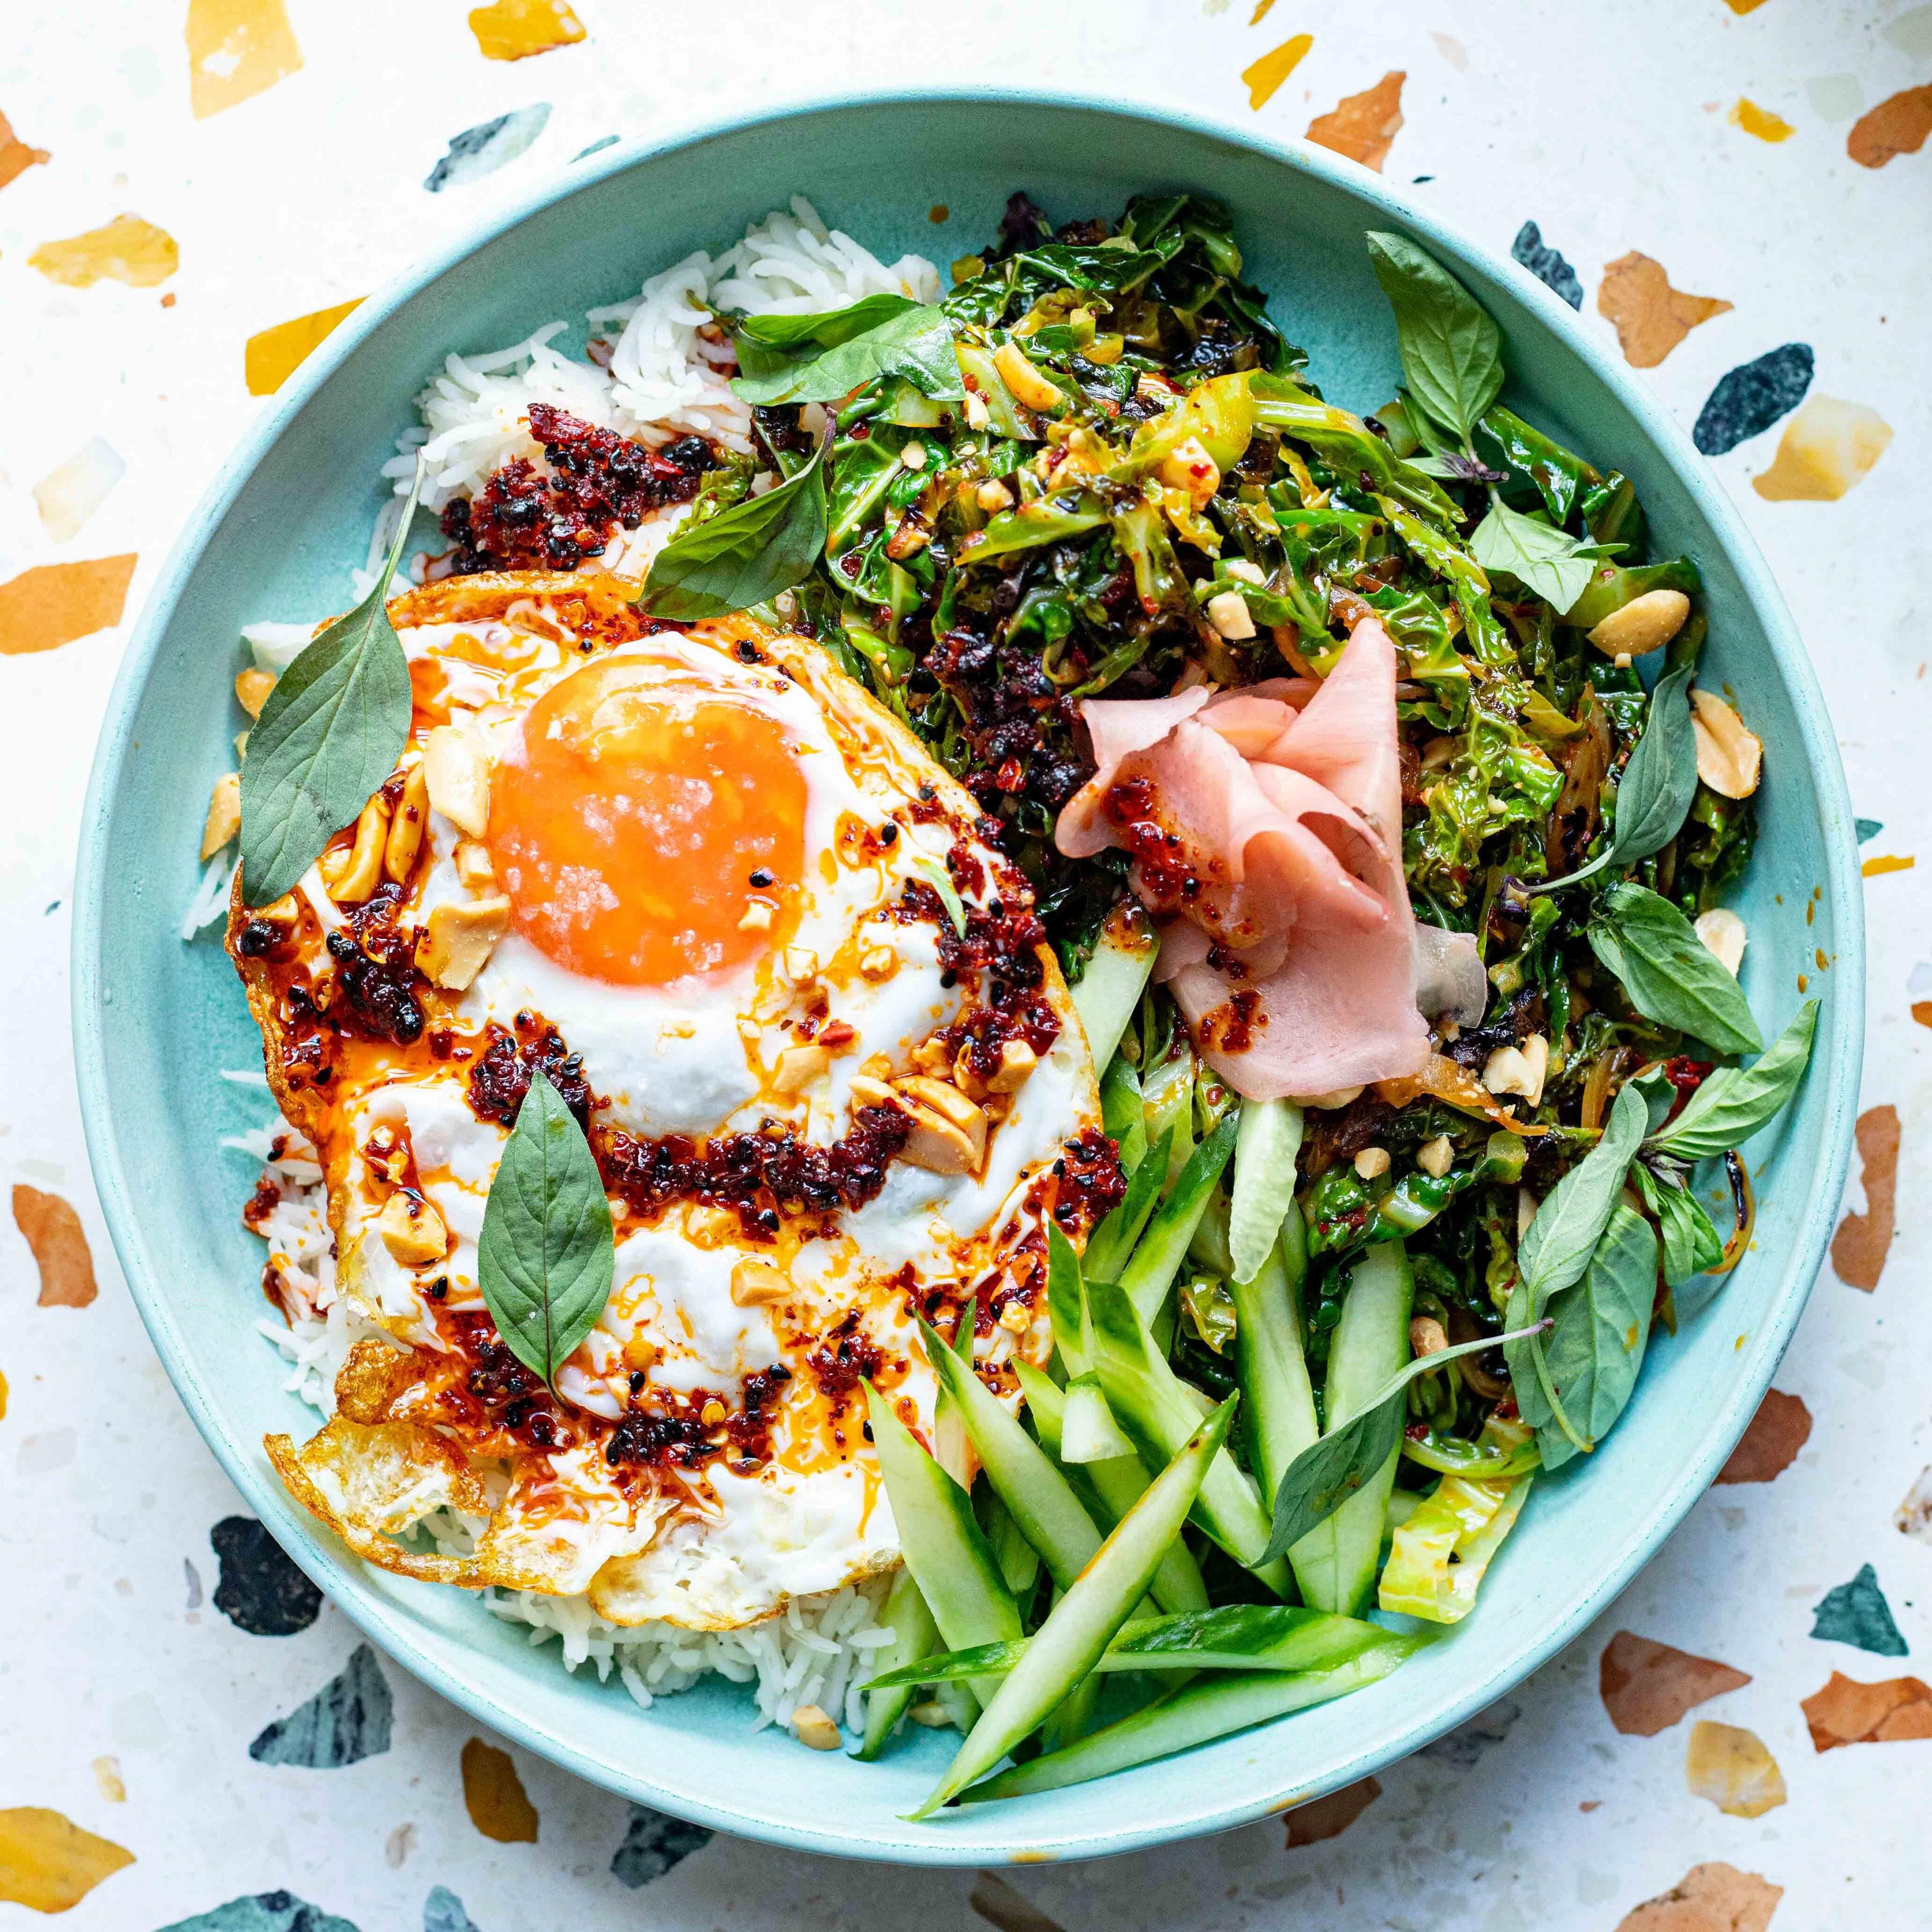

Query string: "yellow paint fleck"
[1863, 853, 1914, 877]
[1756, 395, 1893, 501]
[1797, 974, 1808, 992]
[1723, 0, 1772, 14]
[460, 1737, 538, 1841]
[0, 556, 138, 656]
[0, 108, 51, 193]
[29, 215, 178, 289]
[468, 0, 586, 61]
[1685, 1720, 1786, 1816]
[245, 297, 364, 396]
[90, 1759, 125, 1805]
[186, 0, 303, 118]
[0, 1808, 135, 1913]
[1249, 0, 1277, 22]
[1815, 947, 1829, 970]
[1243, 32, 1313, 110]
[0, 1369, 8, 1419]
[1730, 97, 1795, 141]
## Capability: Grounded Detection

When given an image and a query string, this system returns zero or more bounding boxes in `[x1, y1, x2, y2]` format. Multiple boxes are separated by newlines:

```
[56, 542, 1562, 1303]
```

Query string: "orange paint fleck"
[0, 1808, 135, 1913]
[460, 1736, 538, 1841]
[0, 556, 138, 656]
[468, 0, 586, 61]
[1306, 72, 1405, 171]
[13, 1186, 98, 1307]
[1243, 33, 1313, 111]
[1600, 1631, 1750, 1736]
[1723, 0, 1772, 12]
[186, 0, 303, 118]
[1730, 97, 1794, 142]
[1597, 253, 1732, 367]
[1831, 1103, 1899, 1292]
[1802, 1671, 1932, 1749]
[245, 297, 364, 396]
[0, 108, 50, 192]
[1714, 1389, 1811, 1483]
[1910, 1000, 1932, 1030]
[1848, 85, 1932, 169]
[1284, 1775, 1380, 1845]
[0, 1370, 8, 1420]
[1614, 1865, 1783, 1932]
[1756, 395, 1893, 501]
[28, 215, 178, 289]
[1862, 852, 1913, 876]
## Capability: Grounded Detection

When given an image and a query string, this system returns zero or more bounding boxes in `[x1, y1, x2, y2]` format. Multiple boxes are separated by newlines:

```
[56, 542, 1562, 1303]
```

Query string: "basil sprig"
[1645, 1000, 1819, 1160]
[1257, 1318, 1550, 1563]
[1365, 230, 1503, 446]
[239, 468, 422, 906]
[1467, 497, 1605, 615]
[1632, 1162, 1725, 1286]
[731, 296, 963, 407]
[1587, 882, 1762, 1056]
[476, 1071, 615, 1386]
[637, 429, 829, 621]
[1535, 665, 1699, 893]
[1518, 1200, 1658, 1470]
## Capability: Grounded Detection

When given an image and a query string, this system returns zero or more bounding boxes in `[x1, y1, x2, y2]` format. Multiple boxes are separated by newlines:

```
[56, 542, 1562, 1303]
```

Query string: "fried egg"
[238, 573, 1116, 1629]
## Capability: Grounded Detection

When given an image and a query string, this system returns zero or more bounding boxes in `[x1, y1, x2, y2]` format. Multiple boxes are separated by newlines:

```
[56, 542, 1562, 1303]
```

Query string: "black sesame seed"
[749, 867, 775, 888]
[629, 1370, 646, 1394]
[879, 823, 899, 845]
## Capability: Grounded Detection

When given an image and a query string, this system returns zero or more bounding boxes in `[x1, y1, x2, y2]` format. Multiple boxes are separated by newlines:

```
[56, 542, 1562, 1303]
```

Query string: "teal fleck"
[1857, 818, 1883, 843]
[424, 105, 551, 192]
[573, 135, 619, 162]
[1811, 1563, 1908, 1656]
[156, 1891, 361, 1932]
[610, 1804, 713, 1888]
[248, 1643, 393, 1766]
[424, 1887, 480, 1932]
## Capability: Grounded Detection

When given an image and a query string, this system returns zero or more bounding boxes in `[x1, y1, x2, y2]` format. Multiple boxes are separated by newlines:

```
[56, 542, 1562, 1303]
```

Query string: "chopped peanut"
[1690, 690, 1761, 799]
[1205, 589, 1256, 641]
[1482, 1034, 1549, 1108]
[987, 1039, 1038, 1094]
[416, 895, 512, 991]
[962, 389, 991, 430]
[791, 1705, 841, 1751]
[453, 839, 497, 890]
[998, 1299, 1031, 1333]
[1409, 1315, 1450, 1359]
[1298, 1085, 1364, 1110]
[993, 340, 1064, 413]
[234, 667, 277, 718]
[773, 1043, 829, 1095]
[1158, 434, 1221, 509]
[320, 796, 389, 904]
[976, 478, 1014, 513]
[1224, 558, 1266, 586]
[907, 1700, 954, 1729]
[376, 1191, 448, 1266]
[1695, 906, 1747, 977]
[383, 763, 429, 884]
[737, 898, 775, 933]
[730, 1259, 790, 1306]
[784, 946, 819, 984]
[201, 771, 242, 860]
[1353, 1145, 1392, 1180]
[1586, 589, 1689, 660]
[1416, 1135, 1456, 1179]
[858, 945, 898, 982]
[424, 723, 491, 836]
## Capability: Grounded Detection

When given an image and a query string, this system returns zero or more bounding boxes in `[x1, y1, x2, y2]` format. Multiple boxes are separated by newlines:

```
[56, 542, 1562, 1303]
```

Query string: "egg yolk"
[488, 659, 807, 985]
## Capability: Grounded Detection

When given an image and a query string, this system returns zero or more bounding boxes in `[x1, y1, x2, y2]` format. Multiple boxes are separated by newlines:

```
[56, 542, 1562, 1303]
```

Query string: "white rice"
[208, 193, 935, 1738]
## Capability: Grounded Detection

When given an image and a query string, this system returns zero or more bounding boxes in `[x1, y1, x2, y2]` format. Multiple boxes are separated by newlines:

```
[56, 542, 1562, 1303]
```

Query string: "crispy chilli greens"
[643, 193, 1816, 1804]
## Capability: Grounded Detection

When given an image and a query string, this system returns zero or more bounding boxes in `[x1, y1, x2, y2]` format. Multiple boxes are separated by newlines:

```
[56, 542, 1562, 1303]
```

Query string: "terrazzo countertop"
[4, 3, 1928, 1925]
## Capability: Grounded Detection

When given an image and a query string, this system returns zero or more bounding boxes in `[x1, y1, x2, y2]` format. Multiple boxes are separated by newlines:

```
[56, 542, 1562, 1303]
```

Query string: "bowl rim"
[73, 82, 1865, 1865]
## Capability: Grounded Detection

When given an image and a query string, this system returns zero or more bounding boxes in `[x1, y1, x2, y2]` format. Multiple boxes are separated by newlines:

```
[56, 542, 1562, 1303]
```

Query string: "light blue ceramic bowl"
[74, 90, 1863, 1864]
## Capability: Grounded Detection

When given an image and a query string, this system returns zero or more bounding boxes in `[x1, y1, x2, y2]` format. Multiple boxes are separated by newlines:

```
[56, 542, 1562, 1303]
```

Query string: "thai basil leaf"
[734, 293, 918, 351]
[1536, 665, 1699, 893]
[1502, 1079, 1649, 1451]
[732, 299, 963, 406]
[1587, 882, 1763, 1056]
[1228, 1099, 1304, 1284]
[1365, 230, 1504, 446]
[637, 430, 828, 620]
[1645, 1000, 1820, 1160]
[239, 467, 421, 905]
[1633, 1162, 1726, 1286]
[476, 1070, 615, 1386]
[1468, 498, 1600, 614]
[1519, 1201, 1658, 1469]
[1257, 1321, 1547, 1564]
